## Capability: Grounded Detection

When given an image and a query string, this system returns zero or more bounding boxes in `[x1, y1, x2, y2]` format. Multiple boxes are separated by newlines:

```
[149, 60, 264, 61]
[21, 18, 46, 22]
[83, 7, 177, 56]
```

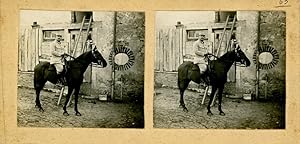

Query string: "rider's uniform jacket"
[193, 39, 212, 64]
[50, 40, 65, 65]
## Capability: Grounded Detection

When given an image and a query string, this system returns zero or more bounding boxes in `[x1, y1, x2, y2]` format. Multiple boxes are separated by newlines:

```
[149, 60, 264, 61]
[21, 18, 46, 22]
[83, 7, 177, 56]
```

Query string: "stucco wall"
[235, 11, 259, 95]
[89, 12, 114, 97]
[155, 11, 285, 99]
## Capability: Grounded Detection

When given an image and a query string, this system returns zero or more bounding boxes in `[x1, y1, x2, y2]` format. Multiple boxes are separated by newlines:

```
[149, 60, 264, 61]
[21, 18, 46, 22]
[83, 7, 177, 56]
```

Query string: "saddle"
[192, 61, 212, 85]
[48, 64, 56, 71]
[48, 62, 68, 86]
[48, 57, 69, 73]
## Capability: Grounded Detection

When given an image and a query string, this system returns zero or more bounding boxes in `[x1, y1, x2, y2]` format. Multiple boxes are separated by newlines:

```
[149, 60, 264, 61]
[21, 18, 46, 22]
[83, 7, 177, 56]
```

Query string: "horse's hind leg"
[34, 80, 46, 112]
[35, 88, 44, 112]
[207, 86, 217, 116]
[63, 87, 74, 116]
[217, 85, 225, 116]
[179, 90, 188, 112]
[178, 80, 189, 112]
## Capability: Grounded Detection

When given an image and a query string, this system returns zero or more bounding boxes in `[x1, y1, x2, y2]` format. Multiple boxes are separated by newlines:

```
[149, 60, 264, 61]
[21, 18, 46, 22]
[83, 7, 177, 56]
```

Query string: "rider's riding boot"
[59, 77, 67, 85]
[57, 73, 66, 86]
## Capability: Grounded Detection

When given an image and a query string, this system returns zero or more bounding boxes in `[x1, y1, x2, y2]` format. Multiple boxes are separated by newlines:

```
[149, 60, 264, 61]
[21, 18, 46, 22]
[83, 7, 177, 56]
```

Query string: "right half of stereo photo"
[154, 11, 285, 129]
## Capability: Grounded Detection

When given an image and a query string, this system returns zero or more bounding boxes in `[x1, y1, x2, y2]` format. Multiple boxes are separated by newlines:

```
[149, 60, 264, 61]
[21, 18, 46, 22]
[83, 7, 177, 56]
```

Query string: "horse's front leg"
[207, 86, 217, 116]
[74, 87, 81, 116]
[217, 85, 225, 116]
[63, 87, 74, 116]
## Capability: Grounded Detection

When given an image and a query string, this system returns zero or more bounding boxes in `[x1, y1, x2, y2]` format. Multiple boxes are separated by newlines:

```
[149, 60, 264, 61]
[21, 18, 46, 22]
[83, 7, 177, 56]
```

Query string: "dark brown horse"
[177, 47, 251, 116]
[34, 47, 107, 116]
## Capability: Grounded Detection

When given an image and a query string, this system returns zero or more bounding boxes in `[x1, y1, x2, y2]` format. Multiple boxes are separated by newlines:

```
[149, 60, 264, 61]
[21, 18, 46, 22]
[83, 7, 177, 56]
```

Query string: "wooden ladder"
[57, 16, 93, 106]
[201, 14, 237, 106]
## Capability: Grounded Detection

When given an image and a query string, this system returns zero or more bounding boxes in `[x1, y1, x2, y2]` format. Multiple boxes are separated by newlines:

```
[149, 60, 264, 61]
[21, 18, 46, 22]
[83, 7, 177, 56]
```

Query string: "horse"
[33, 47, 107, 116]
[177, 47, 251, 116]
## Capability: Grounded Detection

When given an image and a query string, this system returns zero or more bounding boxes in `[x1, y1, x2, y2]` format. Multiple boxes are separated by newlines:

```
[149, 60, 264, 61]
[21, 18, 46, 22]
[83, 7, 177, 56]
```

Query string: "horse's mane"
[218, 50, 235, 62]
[66, 50, 93, 67]
[74, 51, 92, 61]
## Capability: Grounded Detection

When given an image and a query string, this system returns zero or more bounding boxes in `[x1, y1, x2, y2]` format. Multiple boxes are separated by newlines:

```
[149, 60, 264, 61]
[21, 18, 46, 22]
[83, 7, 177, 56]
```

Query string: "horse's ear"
[93, 46, 98, 52]
[235, 44, 241, 51]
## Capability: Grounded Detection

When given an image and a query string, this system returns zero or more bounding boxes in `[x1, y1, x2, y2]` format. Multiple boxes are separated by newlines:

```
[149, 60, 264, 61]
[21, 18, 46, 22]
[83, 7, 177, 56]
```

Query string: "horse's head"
[91, 47, 107, 68]
[234, 46, 251, 67]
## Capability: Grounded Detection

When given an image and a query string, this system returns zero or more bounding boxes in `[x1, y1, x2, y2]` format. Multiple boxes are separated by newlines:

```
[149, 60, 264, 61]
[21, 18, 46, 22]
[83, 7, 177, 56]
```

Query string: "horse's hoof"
[63, 112, 69, 116]
[39, 108, 44, 112]
[179, 105, 188, 112]
[35, 105, 44, 112]
[207, 112, 213, 116]
[183, 108, 188, 112]
[219, 112, 225, 116]
[75, 112, 82, 116]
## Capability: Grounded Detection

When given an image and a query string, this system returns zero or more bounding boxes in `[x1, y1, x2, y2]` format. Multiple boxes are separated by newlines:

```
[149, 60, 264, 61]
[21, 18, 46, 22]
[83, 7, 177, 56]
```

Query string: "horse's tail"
[177, 61, 192, 89]
[34, 62, 49, 89]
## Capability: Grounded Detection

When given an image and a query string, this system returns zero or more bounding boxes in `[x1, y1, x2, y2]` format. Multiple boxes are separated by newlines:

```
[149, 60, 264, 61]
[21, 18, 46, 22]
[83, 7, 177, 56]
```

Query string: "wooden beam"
[216, 16, 230, 57]
[35, 28, 39, 66]
[159, 30, 164, 71]
[182, 28, 187, 59]
[226, 15, 237, 52]
[155, 30, 159, 71]
[179, 27, 183, 65]
[72, 16, 86, 57]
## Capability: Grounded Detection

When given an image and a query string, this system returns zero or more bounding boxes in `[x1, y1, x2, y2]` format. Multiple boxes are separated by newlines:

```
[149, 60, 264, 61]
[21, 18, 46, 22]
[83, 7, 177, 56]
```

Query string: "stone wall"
[236, 11, 286, 99]
[258, 11, 286, 99]
[89, 12, 145, 103]
[114, 12, 145, 103]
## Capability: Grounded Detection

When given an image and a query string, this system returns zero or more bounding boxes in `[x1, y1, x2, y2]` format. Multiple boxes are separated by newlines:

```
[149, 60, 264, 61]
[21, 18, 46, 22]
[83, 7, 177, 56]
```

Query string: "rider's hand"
[61, 53, 68, 57]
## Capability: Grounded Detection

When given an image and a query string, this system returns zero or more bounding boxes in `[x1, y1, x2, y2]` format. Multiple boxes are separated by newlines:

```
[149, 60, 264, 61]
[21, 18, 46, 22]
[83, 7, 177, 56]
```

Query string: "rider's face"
[57, 36, 62, 42]
[199, 35, 205, 41]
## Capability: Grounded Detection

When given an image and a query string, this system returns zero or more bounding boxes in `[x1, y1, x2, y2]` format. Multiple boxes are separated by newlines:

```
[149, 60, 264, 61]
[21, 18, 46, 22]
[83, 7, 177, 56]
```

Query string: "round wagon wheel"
[253, 45, 279, 70]
[109, 46, 135, 71]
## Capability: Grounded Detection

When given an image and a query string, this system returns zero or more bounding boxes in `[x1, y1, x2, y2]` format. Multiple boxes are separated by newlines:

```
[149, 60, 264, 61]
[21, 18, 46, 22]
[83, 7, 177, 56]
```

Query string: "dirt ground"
[17, 87, 144, 128]
[154, 87, 285, 129]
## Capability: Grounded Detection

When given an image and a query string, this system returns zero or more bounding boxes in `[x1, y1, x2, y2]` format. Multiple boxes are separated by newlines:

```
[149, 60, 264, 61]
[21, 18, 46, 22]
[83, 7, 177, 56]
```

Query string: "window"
[215, 11, 237, 23]
[71, 11, 93, 23]
[187, 29, 208, 40]
[43, 30, 64, 41]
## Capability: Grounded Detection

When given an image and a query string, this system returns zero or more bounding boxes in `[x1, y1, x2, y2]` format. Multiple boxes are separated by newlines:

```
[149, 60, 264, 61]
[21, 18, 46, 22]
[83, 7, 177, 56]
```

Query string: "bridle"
[91, 48, 105, 67]
[61, 48, 105, 68]
[204, 47, 248, 67]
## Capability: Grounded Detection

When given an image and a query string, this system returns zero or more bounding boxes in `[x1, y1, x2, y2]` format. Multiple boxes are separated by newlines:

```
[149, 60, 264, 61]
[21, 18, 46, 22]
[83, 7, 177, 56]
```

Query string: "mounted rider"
[193, 34, 213, 76]
[50, 34, 68, 84]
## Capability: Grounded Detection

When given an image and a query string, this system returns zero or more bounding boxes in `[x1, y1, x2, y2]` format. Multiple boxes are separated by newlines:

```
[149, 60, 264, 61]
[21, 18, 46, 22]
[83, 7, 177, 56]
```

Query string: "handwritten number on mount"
[279, 0, 288, 5]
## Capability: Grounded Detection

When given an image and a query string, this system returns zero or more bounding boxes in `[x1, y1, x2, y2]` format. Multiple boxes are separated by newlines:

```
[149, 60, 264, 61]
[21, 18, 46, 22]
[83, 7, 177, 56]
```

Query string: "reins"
[205, 52, 247, 67]
[62, 52, 105, 68]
